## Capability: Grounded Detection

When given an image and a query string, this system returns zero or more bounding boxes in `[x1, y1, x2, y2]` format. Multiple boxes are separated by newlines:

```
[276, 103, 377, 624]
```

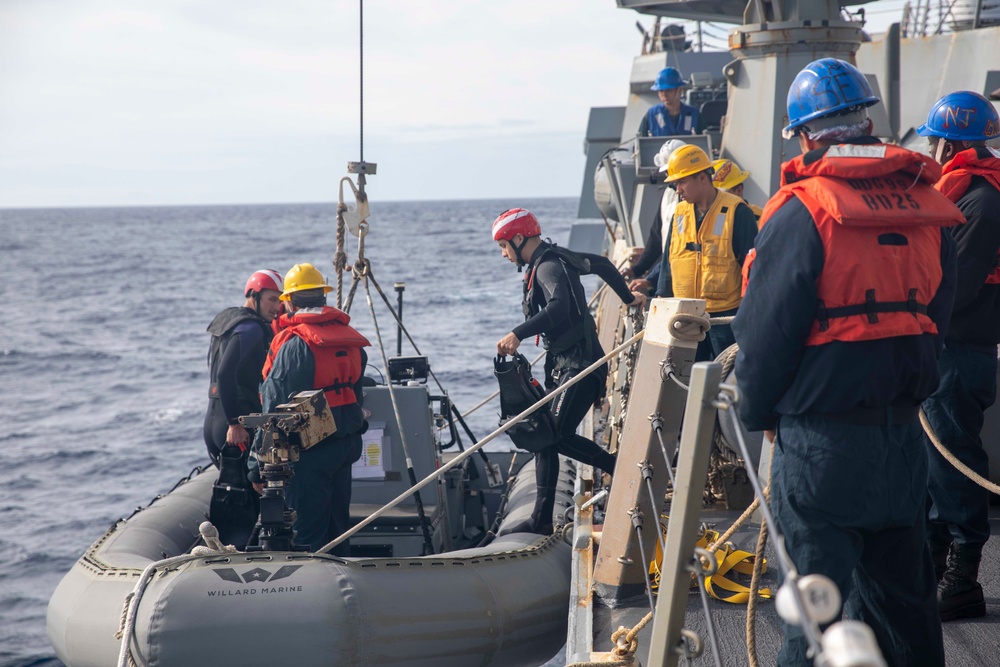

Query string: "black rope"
[362, 274, 435, 555]
[365, 269, 496, 469]
[475, 453, 520, 548]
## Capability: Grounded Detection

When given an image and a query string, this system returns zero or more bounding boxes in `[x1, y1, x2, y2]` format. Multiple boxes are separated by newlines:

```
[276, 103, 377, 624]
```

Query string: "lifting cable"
[354, 225, 436, 556]
[355, 263, 500, 476]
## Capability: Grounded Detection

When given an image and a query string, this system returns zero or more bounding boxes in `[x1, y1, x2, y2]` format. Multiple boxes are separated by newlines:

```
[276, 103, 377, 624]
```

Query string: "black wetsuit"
[203, 307, 272, 464]
[511, 241, 636, 533]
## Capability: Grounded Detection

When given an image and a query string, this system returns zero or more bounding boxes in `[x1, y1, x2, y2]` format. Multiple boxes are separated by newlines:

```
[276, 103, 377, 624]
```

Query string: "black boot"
[529, 486, 557, 536]
[938, 543, 986, 622]
[927, 523, 952, 583]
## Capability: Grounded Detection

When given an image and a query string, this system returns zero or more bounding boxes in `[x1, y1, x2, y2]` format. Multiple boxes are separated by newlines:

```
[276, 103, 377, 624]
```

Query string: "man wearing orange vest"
[733, 59, 963, 666]
[250, 263, 370, 555]
[917, 91, 1000, 622]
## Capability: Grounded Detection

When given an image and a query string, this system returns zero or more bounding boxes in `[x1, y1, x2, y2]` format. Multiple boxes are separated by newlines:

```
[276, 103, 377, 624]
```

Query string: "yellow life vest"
[668, 190, 744, 312]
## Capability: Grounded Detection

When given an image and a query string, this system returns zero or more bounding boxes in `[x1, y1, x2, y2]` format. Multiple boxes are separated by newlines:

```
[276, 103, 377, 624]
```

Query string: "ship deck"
[589, 505, 1000, 665]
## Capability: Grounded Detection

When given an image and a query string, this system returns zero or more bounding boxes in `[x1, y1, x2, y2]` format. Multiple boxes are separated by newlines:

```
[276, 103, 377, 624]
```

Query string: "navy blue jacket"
[946, 174, 1000, 346]
[733, 196, 957, 432]
[638, 102, 700, 137]
[249, 336, 368, 482]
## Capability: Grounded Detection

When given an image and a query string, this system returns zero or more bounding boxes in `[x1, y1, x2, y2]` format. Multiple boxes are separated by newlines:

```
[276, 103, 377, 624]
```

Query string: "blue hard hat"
[783, 58, 880, 135]
[651, 67, 687, 91]
[916, 91, 1000, 141]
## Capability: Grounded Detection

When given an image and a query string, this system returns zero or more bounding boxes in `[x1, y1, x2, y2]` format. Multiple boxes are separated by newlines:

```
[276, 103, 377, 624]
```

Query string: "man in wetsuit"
[734, 58, 962, 666]
[204, 269, 283, 547]
[250, 263, 370, 555]
[917, 90, 1000, 621]
[204, 269, 284, 464]
[492, 208, 646, 534]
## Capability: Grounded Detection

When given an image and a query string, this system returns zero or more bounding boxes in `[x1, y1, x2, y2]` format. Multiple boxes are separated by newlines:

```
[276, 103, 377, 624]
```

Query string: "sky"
[0, 0, 909, 208]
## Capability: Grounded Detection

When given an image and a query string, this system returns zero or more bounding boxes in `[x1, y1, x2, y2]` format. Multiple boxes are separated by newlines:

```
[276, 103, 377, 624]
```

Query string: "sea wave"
[2, 197, 579, 664]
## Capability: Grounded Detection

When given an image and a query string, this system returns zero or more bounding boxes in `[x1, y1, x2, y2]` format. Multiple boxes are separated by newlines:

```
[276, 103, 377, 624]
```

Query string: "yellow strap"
[703, 548, 771, 604]
[648, 526, 771, 603]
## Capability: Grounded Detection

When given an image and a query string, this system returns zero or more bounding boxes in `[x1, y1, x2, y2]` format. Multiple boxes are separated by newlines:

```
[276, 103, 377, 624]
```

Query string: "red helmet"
[491, 208, 541, 242]
[244, 269, 284, 296]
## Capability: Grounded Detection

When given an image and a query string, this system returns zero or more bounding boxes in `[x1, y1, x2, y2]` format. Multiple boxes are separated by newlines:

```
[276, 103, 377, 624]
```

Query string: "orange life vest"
[935, 146, 1000, 284]
[263, 306, 371, 408]
[745, 143, 963, 345]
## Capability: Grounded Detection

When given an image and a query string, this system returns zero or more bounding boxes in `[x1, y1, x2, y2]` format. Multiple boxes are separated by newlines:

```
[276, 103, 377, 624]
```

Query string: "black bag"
[494, 354, 558, 453]
[209, 445, 260, 549]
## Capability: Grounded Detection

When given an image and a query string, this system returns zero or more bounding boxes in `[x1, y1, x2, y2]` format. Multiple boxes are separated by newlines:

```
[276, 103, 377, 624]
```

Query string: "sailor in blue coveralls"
[250, 263, 370, 556]
[733, 59, 961, 667]
[637, 67, 700, 137]
[917, 90, 1000, 622]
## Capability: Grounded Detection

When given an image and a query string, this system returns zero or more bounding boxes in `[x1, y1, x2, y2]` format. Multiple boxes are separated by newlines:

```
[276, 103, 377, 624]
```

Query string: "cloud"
[0, 0, 642, 207]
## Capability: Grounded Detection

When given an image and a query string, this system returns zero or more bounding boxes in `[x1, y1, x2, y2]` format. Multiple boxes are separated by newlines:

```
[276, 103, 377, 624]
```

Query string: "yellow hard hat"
[281, 263, 333, 302]
[711, 159, 751, 190]
[664, 145, 713, 183]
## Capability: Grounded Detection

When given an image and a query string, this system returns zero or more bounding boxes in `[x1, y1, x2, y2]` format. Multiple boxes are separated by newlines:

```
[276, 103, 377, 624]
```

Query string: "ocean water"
[0, 197, 580, 666]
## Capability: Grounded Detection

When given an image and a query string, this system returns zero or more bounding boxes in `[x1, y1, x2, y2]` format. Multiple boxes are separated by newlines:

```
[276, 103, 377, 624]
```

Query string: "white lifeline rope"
[116, 553, 201, 667]
[115, 523, 237, 667]
[318, 327, 646, 554]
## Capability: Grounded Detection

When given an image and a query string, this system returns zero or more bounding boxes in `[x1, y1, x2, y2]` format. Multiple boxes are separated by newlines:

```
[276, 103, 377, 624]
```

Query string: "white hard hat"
[655, 139, 689, 172]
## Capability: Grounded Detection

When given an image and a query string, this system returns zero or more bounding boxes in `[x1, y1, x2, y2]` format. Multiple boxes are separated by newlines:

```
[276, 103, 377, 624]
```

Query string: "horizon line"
[0, 193, 581, 212]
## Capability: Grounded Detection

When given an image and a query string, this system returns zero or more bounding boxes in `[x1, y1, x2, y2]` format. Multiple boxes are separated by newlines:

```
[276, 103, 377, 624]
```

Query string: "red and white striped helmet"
[491, 208, 541, 242]
[244, 269, 284, 296]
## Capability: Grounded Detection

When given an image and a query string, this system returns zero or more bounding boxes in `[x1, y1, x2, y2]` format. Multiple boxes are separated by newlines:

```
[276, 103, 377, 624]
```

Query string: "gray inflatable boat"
[48, 385, 576, 667]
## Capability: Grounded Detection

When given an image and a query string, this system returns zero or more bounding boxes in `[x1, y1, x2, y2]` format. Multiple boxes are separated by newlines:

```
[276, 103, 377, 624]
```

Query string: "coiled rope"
[670, 312, 711, 342]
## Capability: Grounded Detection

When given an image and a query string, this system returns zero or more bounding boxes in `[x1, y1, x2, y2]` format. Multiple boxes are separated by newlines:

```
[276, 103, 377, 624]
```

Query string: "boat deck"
[590, 506, 1000, 665]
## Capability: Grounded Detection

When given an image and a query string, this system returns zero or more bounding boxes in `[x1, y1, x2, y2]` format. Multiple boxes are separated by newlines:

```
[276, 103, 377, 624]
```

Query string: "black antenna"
[359, 0, 363, 163]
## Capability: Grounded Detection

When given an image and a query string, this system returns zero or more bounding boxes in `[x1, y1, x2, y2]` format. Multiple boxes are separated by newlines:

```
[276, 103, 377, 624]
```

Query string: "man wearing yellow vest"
[656, 144, 758, 360]
[249, 263, 370, 556]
